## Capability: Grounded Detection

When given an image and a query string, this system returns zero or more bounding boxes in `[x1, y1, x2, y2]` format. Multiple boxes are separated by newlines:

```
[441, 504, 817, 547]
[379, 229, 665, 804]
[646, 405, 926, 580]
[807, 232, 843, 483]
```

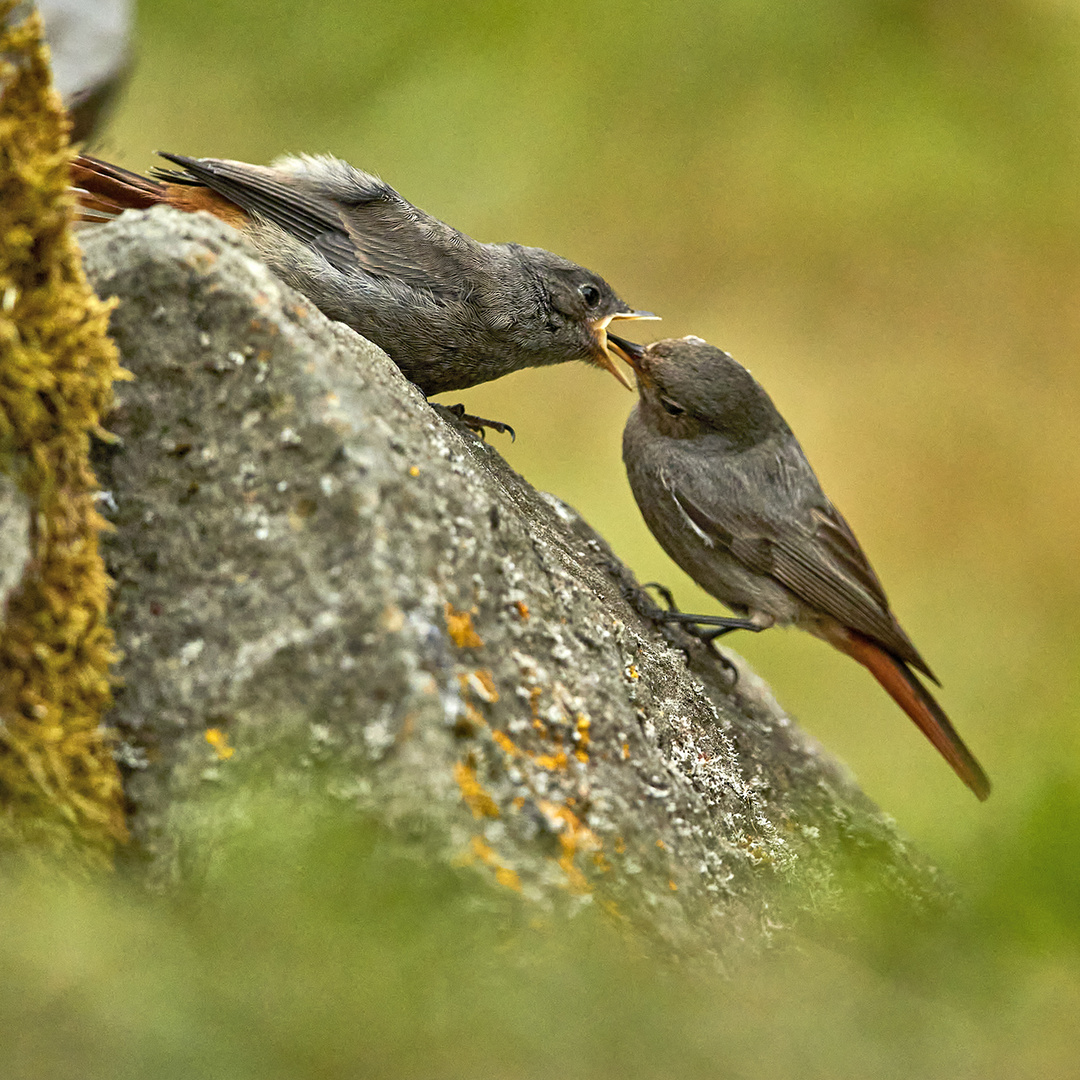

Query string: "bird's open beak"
[605, 330, 647, 372]
[593, 310, 659, 389]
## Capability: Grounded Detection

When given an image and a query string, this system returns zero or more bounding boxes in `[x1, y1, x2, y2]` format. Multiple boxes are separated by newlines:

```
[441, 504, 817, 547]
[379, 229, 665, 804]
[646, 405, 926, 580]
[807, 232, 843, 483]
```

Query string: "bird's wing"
[669, 441, 935, 679]
[153, 153, 472, 294]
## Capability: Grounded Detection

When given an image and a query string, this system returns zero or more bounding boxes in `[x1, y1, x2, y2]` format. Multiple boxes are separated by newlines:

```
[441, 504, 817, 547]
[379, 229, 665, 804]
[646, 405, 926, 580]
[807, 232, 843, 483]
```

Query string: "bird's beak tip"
[601, 350, 635, 390]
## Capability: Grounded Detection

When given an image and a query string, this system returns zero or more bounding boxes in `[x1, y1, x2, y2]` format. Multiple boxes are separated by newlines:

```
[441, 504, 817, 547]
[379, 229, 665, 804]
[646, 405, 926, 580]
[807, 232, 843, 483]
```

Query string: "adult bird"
[617, 334, 990, 800]
[72, 151, 655, 403]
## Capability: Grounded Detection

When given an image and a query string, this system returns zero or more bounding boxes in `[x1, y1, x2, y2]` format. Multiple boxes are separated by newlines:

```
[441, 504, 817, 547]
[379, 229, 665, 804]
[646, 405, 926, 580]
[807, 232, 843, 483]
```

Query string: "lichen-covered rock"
[82, 207, 941, 961]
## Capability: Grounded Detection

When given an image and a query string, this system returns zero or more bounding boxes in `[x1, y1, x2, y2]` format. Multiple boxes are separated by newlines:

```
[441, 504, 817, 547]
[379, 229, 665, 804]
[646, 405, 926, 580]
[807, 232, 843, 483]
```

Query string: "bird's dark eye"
[660, 396, 685, 416]
[579, 283, 602, 307]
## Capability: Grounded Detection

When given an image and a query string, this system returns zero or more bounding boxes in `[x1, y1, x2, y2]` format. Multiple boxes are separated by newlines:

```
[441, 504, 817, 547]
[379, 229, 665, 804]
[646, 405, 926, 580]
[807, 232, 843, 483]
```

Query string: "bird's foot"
[642, 582, 761, 641]
[641, 581, 679, 612]
[639, 585, 763, 682]
[434, 403, 515, 441]
[655, 610, 764, 643]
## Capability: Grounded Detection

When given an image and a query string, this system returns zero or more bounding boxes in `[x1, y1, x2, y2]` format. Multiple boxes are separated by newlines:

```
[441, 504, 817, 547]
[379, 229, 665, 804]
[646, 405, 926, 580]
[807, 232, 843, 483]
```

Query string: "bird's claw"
[439, 403, 516, 441]
[642, 582, 679, 612]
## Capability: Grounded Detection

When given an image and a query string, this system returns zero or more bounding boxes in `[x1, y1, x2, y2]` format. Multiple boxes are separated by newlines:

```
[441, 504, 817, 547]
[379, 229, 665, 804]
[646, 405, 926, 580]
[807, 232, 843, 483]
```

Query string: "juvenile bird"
[71, 152, 655, 397]
[617, 334, 990, 800]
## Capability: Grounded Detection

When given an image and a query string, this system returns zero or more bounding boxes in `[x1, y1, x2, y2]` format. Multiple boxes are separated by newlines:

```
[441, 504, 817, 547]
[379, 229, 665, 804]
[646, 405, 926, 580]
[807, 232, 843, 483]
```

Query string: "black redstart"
[616, 334, 990, 800]
[71, 152, 656, 398]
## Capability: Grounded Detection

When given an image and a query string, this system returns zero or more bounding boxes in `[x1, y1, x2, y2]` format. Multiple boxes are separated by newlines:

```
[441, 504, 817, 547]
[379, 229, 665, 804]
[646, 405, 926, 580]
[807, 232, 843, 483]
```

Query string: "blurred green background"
[37, 0, 1079, 1072]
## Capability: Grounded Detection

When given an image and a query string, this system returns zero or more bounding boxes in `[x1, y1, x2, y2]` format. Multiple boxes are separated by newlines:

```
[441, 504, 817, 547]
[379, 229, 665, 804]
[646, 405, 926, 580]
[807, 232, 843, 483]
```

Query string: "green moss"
[0, 3, 128, 863]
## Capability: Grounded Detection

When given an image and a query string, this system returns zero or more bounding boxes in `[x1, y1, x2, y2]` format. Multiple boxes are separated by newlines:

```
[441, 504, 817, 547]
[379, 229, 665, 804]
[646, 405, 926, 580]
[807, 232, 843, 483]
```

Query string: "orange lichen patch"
[204, 728, 235, 760]
[0, 6, 128, 861]
[512, 796, 526, 810]
[537, 799, 602, 894]
[514, 600, 529, 620]
[592, 851, 611, 872]
[494, 864, 521, 892]
[655, 838, 666, 850]
[408, 465, 420, 477]
[467, 836, 522, 893]
[600, 898, 627, 924]
[491, 729, 518, 756]
[453, 761, 500, 819]
[445, 604, 483, 648]
[459, 669, 499, 703]
[621, 742, 630, 760]
[560, 861, 588, 892]
[528, 686, 547, 733]
[573, 714, 590, 762]
[614, 836, 626, 855]
[534, 751, 568, 771]
[668, 880, 678, 892]
[625, 664, 640, 680]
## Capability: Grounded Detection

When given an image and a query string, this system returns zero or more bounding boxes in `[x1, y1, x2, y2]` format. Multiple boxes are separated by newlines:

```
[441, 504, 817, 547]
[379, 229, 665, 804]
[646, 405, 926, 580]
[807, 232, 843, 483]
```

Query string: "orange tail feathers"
[70, 155, 249, 229]
[828, 627, 990, 800]
[70, 155, 168, 221]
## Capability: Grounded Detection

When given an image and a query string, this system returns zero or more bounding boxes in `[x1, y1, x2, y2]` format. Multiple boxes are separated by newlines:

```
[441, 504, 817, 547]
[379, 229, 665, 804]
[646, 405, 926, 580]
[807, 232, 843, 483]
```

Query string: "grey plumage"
[621, 335, 989, 799]
[147, 152, 649, 396]
[623, 337, 921, 660]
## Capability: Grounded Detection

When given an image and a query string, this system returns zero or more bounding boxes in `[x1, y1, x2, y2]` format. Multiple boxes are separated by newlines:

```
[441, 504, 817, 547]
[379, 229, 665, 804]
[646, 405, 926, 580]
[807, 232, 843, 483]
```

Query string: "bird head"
[522, 251, 658, 387]
[609, 335, 784, 446]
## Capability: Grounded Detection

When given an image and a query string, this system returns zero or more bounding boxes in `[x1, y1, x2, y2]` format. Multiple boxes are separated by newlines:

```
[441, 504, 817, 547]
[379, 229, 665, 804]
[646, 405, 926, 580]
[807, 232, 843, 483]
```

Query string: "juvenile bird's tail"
[70, 155, 167, 222]
[826, 627, 991, 800]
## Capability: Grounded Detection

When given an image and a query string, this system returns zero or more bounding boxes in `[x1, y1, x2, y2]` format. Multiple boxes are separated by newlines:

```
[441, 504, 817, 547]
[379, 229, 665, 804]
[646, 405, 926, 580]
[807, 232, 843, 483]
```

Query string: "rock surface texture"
[81, 207, 940, 961]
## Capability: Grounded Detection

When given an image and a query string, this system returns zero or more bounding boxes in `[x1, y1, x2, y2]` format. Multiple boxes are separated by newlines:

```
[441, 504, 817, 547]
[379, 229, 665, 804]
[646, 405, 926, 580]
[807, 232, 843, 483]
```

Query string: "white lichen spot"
[179, 639, 205, 664]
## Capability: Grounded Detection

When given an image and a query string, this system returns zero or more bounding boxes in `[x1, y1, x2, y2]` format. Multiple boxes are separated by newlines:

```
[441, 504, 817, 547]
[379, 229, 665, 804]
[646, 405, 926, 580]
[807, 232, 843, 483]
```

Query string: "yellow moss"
[0, 4, 127, 862]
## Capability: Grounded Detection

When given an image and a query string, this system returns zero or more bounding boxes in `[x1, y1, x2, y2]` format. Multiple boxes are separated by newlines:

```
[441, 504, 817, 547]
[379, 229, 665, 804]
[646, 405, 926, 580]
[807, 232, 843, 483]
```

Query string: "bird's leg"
[638, 583, 758, 683]
[434, 403, 515, 442]
[655, 611, 766, 643]
[642, 582, 762, 641]
[641, 581, 679, 611]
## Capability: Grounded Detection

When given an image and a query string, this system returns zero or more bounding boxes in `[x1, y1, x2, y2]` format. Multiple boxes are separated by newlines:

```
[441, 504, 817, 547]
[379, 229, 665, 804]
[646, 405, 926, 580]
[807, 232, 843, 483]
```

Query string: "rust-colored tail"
[70, 155, 168, 222]
[828, 627, 990, 800]
[70, 154, 248, 228]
